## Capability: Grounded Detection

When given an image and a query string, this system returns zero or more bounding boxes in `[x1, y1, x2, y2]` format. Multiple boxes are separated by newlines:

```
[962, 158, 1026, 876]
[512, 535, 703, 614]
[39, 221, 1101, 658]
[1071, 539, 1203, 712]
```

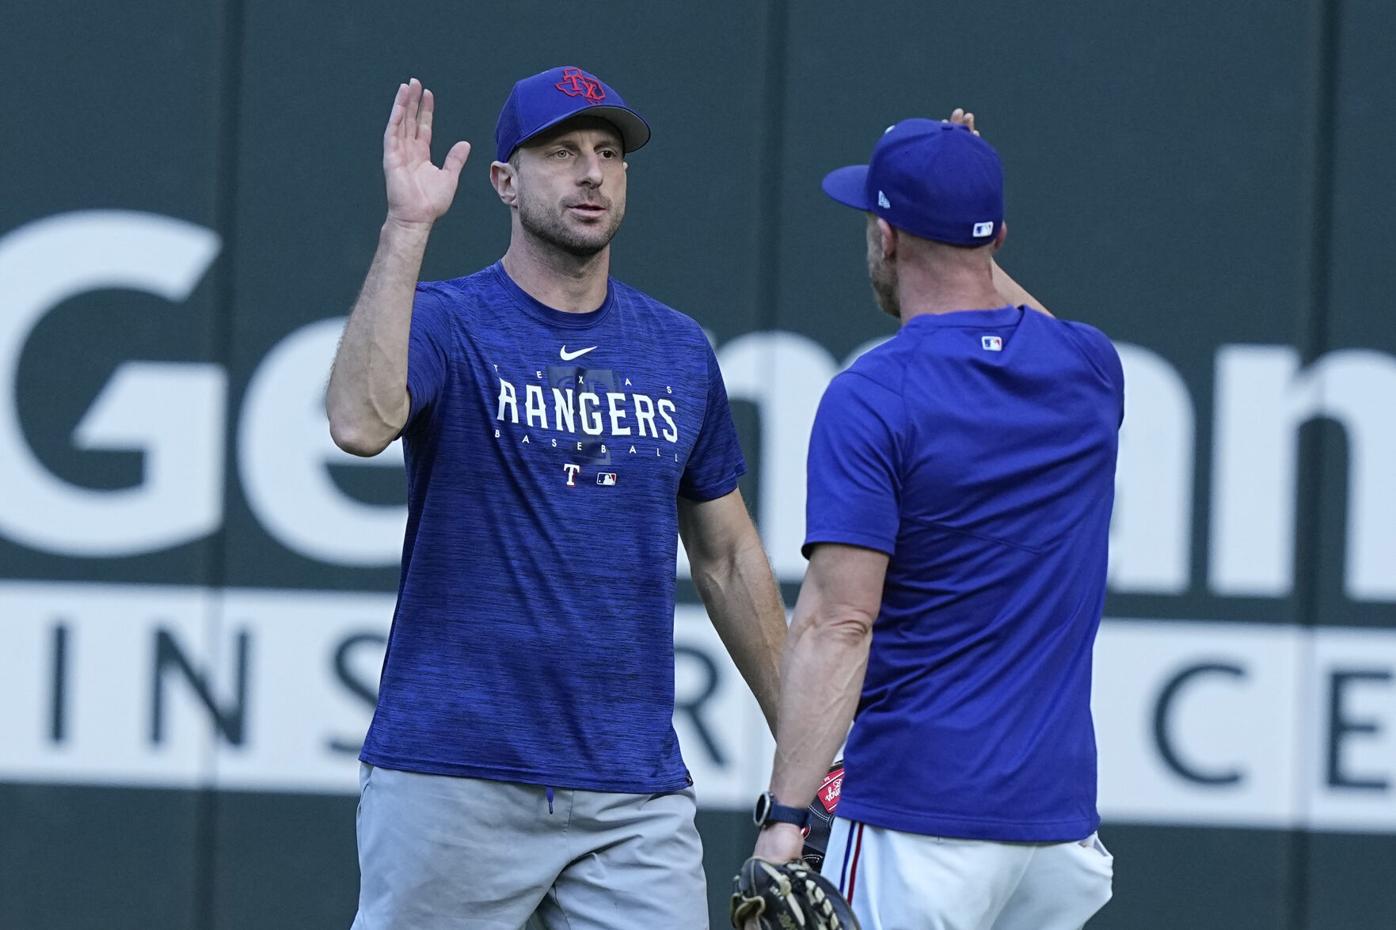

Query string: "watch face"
[753, 791, 772, 826]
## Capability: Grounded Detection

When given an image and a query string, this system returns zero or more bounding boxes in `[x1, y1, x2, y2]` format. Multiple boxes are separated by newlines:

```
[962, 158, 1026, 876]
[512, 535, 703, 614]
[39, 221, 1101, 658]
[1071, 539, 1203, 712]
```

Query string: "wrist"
[753, 791, 809, 831]
[382, 215, 434, 240]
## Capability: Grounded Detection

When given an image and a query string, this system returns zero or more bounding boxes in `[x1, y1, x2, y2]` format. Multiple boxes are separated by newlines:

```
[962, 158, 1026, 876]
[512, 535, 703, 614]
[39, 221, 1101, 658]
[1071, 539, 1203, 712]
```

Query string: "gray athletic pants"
[349, 764, 708, 930]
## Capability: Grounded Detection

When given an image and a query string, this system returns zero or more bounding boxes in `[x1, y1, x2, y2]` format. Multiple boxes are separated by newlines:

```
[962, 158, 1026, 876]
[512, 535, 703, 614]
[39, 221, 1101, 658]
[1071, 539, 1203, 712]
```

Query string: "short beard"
[518, 190, 623, 258]
[868, 252, 900, 319]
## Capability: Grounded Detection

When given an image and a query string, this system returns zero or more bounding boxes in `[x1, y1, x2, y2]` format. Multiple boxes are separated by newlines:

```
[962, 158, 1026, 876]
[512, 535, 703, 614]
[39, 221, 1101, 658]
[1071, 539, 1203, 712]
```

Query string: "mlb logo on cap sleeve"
[981, 335, 1003, 352]
[973, 221, 995, 237]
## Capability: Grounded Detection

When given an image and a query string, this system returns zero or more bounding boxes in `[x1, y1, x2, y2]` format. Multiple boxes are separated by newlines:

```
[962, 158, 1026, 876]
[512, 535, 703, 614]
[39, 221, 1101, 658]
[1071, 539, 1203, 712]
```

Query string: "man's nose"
[577, 153, 604, 186]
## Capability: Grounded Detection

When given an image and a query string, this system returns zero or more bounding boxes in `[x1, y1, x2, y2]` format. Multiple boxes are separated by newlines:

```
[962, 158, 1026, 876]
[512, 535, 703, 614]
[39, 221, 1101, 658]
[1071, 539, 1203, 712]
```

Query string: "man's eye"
[550, 150, 572, 159]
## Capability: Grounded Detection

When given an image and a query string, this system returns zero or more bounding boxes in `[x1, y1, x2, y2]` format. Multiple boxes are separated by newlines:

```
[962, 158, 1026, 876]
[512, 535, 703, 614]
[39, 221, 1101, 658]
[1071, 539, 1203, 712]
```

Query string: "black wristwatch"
[753, 791, 809, 830]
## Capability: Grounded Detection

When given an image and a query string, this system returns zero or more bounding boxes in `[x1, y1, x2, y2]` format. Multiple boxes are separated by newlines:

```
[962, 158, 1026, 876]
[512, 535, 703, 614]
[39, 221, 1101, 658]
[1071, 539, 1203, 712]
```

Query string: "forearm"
[692, 538, 787, 734]
[992, 258, 1053, 318]
[767, 613, 870, 808]
[326, 218, 432, 455]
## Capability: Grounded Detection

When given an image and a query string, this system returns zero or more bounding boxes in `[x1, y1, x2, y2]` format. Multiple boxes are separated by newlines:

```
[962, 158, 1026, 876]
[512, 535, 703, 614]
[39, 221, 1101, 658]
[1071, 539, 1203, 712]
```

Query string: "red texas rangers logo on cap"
[555, 67, 606, 104]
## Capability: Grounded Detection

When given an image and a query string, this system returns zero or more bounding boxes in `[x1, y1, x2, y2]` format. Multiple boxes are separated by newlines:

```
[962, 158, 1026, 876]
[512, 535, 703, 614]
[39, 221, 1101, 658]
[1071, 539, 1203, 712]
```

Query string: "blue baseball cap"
[822, 119, 1004, 246]
[495, 66, 651, 163]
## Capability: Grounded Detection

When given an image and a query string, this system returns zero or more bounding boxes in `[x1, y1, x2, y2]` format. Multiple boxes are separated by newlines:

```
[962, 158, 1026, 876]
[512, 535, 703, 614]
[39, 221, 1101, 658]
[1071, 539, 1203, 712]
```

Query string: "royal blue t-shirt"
[805, 306, 1123, 842]
[360, 262, 745, 793]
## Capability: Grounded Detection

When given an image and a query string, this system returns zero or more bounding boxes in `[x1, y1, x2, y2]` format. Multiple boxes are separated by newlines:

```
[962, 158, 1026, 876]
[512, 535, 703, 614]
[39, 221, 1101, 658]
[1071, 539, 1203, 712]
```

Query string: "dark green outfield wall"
[2, 2, 1394, 928]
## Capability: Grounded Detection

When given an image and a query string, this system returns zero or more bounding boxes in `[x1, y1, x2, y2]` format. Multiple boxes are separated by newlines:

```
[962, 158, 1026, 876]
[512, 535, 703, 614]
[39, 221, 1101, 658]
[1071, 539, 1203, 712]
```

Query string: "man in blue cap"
[746, 112, 1121, 929]
[326, 67, 787, 930]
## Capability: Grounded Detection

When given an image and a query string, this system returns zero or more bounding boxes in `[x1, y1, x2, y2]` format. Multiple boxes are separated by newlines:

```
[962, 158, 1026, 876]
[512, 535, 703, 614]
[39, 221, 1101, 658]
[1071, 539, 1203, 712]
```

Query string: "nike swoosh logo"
[560, 345, 597, 361]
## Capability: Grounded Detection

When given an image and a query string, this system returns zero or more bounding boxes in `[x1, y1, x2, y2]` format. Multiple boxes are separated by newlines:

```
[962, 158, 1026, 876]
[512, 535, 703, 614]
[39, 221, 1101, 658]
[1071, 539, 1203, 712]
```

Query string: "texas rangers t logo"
[563, 463, 581, 486]
[555, 68, 606, 104]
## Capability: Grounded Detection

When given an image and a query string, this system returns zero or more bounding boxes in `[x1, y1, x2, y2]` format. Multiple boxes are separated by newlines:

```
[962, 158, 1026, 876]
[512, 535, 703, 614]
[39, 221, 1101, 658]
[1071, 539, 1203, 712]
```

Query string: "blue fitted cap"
[495, 66, 651, 163]
[822, 119, 1004, 246]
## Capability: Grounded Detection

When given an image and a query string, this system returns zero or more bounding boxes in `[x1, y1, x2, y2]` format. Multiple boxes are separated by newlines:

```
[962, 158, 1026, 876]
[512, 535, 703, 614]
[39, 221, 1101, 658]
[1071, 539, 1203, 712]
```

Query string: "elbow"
[328, 416, 393, 457]
[797, 607, 876, 646]
[828, 613, 877, 645]
[687, 555, 727, 599]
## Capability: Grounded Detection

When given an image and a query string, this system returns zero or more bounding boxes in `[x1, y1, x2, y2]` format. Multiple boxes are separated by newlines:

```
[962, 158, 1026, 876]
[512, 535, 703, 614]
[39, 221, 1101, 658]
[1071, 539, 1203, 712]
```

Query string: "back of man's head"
[825, 119, 1005, 247]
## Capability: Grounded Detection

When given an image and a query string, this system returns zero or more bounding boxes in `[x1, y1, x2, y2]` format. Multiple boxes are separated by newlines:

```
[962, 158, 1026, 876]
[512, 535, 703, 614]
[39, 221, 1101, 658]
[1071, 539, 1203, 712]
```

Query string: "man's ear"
[993, 221, 1007, 253]
[490, 160, 518, 206]
[877, 217, 898, 260]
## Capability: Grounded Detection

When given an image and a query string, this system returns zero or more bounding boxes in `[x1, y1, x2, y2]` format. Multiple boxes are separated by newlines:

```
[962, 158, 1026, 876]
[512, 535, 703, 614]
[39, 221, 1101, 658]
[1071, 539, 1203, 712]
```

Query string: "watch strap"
[755, 791, 810, 829]
[765, 801, 809, 828]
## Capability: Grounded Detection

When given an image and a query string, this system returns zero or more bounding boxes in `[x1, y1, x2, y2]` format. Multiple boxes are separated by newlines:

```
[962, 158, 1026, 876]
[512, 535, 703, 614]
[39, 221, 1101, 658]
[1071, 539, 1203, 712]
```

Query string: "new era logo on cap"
[973, 221, 995, 237]
[877, 191, 891, 209]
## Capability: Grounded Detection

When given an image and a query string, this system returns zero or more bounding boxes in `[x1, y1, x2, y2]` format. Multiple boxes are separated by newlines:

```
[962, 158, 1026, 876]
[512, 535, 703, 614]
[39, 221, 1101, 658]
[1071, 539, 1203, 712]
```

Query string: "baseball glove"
[801, 760, 845, 871]
[730, 856, 861, 930]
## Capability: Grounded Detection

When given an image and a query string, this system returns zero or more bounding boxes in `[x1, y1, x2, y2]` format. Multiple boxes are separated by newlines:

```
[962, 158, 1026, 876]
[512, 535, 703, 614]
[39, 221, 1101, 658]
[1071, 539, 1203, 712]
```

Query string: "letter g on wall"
[0, 211, 225, 555]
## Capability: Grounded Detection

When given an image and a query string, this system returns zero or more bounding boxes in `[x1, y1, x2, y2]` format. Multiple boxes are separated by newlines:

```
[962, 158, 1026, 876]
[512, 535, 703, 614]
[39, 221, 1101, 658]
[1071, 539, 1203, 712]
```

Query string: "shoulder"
[1057, 318, 1117, 354]
[841, 331, 917, 390]
[821, 360, 904, 424]
[1055, 318, 1124, 388]
[611, 278, 709, 345]
[412, 269, 500, 334]
[416, 267, 495, 305]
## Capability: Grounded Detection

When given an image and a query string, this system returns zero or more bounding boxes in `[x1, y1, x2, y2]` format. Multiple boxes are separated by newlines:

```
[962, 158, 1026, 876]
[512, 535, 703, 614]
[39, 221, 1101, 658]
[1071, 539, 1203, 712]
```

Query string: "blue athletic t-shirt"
[360, 262, 745, 794]
[805, 306, 1123, 842]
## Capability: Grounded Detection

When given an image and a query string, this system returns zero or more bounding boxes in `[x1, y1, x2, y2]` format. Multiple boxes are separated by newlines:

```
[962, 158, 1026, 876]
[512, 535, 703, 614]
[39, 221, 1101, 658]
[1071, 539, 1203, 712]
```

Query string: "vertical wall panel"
[0, 1, 226, 586]
[1304, 0, 1396, 924]
[0, 2, 225, 927]
[1310, 0, 1396, 630]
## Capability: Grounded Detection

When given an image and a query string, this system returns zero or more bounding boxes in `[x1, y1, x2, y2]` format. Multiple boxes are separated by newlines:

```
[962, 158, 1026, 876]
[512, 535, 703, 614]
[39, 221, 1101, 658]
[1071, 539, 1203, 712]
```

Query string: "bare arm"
[326, 79, 471, 456]
[752, 543, 888, 863]
[948, 107, 1055, 318]
[992, 258, 1054, 318]
[678, 489, 787, 734]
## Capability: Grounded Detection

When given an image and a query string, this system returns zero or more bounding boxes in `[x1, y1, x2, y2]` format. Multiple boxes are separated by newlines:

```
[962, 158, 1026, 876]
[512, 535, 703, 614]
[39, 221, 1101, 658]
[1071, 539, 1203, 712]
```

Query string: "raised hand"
[383, 78, 471, 227]
[948, 107, 980, 136]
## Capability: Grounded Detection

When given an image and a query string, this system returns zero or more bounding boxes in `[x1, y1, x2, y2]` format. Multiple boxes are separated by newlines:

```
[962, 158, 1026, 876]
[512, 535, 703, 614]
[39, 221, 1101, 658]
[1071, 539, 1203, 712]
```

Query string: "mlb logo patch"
[596, 472, 618, 486]
[981, 335, 1003, 352]
[973, 221, 995, 237]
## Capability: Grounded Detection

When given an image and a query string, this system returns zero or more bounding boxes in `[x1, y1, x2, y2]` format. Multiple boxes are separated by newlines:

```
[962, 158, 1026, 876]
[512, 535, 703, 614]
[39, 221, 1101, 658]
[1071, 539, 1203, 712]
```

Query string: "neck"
[895, 252, 1004, 325]
[500, 231, 611, 313]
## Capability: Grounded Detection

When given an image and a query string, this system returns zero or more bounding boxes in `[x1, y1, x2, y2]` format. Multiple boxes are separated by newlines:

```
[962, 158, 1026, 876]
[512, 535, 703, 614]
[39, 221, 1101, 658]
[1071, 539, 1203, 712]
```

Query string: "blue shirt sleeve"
[678, 341, 747, 502]
[405, 285, 452, 427]
[1062, 320, 1125, 426]
[803, 370, 904, 558]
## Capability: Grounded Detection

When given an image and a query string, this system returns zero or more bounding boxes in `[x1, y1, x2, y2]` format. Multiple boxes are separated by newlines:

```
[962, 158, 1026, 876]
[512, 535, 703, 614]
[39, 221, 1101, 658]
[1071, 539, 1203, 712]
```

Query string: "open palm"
[383, 78, 471, 226]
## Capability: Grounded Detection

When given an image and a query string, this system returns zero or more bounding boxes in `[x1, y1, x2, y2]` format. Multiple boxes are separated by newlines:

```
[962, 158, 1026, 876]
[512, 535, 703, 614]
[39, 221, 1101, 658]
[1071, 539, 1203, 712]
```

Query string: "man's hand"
[948, 106, 979, 135]
[383, 78, 471, 228]
[752, 823, 805, 864]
